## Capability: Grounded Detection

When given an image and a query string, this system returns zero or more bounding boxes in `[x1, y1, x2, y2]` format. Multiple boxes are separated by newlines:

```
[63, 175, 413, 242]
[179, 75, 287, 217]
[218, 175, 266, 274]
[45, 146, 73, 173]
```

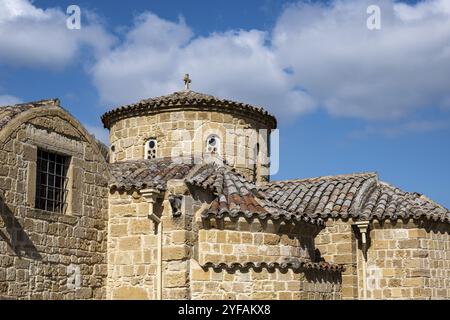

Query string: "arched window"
[144, 139, 157, 159]
[205, 134, 220, 155]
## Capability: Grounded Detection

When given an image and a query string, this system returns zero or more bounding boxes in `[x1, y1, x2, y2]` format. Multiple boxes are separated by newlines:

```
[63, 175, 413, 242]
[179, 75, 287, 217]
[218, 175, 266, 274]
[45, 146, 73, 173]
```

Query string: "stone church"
[0, 75, 449, 300]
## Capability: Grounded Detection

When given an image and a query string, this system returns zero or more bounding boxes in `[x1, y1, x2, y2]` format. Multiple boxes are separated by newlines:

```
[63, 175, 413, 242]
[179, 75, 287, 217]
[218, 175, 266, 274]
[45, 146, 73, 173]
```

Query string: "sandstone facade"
[0, 100, 108, 299]
[1, 87, 449, 300]
[103, 91, 275, 183]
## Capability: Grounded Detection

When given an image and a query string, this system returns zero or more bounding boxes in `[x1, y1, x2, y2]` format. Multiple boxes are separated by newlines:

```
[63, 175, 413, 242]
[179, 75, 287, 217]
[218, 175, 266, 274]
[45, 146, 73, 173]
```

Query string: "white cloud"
[90, 0, 450, 122]
[91, 12, 317, 119]
[272, 0, 450, 120]
[3, 0, 450, 125]
[351, 119, 450, 139]
[0, 94, 22, 106]
[0, 0, 115, 68]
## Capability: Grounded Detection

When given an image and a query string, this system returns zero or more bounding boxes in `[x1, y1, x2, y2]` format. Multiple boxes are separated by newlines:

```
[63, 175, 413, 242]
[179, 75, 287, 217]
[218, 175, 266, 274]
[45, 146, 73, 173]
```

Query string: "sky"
[0, 0, 449, 208]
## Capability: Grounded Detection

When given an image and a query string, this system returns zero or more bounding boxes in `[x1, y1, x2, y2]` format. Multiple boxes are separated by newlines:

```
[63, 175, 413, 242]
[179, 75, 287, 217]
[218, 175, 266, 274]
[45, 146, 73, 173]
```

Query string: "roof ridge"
[0, 98, 60, 108]
[379, 181, 450, 212]
[266, 171, 378, 185]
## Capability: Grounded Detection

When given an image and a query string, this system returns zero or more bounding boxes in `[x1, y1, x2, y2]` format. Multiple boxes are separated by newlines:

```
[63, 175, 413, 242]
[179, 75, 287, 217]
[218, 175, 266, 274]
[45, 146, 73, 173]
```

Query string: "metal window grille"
[35, 149, 70, 213]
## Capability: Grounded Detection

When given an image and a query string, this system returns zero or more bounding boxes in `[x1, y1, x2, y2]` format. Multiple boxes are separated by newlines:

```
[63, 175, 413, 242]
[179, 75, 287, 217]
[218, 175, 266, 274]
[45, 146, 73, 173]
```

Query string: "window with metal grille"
[35, 149, 70, 213]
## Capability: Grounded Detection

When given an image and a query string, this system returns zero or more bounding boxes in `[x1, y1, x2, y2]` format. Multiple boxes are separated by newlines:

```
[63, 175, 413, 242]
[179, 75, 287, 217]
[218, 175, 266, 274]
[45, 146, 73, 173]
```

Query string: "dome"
[102, 75, 276, 183]
[101, 89, 277, 130]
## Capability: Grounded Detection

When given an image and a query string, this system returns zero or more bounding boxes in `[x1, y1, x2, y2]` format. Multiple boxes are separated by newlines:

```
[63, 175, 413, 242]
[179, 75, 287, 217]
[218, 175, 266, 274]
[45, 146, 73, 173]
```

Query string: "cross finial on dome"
[183, 73, 191, 91]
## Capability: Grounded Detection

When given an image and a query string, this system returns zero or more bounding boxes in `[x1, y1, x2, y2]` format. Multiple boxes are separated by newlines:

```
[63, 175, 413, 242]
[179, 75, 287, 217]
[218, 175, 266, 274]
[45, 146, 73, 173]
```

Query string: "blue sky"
[1, 0, 449, 208]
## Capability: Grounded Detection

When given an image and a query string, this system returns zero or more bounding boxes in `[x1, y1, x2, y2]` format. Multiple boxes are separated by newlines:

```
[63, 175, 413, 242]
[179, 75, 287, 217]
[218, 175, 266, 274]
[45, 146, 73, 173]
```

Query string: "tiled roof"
[187, 163, 322, 225]
[260, 173, 377, 220]
[101, 90, 277, 129]
[361, 182, 450, 222]
[260, 173, 450, 223]
[0, 99, 59, 131]
[109, 158, 449, 223]
[109, 158, 196, 191]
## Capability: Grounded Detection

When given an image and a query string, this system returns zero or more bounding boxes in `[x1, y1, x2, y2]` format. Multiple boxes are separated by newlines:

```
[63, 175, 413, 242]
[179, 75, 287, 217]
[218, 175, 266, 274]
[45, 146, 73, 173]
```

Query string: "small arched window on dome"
[144, 139, 157, 159]
[205, 134, 221, 155]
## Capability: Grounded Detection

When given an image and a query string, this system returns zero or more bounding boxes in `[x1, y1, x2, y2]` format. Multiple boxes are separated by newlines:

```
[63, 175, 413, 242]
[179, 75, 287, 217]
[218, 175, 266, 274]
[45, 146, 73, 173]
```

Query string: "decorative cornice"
[101, 90, 277, 129]
[201, 260, 345, 273]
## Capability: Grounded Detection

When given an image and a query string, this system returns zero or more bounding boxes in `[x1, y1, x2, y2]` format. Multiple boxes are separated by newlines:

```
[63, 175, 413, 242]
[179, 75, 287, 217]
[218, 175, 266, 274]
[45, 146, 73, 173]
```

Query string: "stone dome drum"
[101, 77, 277, 182]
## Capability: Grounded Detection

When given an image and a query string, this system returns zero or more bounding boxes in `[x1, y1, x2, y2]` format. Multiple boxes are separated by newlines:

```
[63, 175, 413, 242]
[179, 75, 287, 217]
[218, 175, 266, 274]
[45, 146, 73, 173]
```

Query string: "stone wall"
[0, 108, 109, 299]
[106, 191, 157, 299]
[107, 183, 342, 300]
[363, 220, 450, 299]
[190, 219, 342, 300]
[314, 219, 358, 299]
[423, 221, 450, 299]
[109, 110, 271, 182]
[107, 181, 195, 300]
[288, 217, 450, 300]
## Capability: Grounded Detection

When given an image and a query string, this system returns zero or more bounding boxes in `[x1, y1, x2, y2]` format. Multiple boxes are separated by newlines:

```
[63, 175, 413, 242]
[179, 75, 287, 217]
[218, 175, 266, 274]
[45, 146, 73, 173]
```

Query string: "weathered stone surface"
[0, 103, 108, 300]
[2, 93, 450, 302]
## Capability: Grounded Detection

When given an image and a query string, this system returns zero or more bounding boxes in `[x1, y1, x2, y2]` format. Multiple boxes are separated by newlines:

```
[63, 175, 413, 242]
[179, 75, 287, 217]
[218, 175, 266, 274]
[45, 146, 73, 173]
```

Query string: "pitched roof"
[361, 182, 450, 222]
[187, 163, 322, 225]
[108, 157, 449, 223]
[101, 90, 277, 129]
[260, 173, 377, 220]
[0, 99, 59, 131]
[261, 173, 450, 223]
[109, 158, 196, 191]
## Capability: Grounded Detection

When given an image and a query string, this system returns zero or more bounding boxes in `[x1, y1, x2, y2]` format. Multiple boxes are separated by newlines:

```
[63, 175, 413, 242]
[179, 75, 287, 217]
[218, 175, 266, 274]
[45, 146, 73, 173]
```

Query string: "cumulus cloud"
[0, 94, 22, 106]
[273, 0, 450, 120]
[2, 0, 449, 125]
[90, 0, 450, 123]
[0, 0, 115, 68]
[91, 12, 317, 119]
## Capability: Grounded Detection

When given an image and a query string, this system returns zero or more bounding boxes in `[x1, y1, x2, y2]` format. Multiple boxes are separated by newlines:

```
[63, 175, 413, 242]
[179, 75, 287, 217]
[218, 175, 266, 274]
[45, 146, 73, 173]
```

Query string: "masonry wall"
[109, 110, 271, 182]
[0, 109, 109, 299]
[363, 220, 450, 299]
[315, 219, 358, 299]
[107, 191, 158, 299]
[107, 182, 196, 300]
[190, 219, 342, 300]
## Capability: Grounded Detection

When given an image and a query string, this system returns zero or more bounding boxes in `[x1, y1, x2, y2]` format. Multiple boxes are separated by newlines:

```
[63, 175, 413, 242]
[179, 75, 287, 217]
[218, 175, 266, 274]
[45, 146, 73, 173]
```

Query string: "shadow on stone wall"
[0, 195, 41, 260]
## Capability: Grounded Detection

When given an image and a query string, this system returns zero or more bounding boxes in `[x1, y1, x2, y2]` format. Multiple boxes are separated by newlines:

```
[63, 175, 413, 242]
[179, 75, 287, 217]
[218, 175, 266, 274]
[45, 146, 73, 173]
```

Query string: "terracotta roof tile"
[361, 182, 450, 222]
[109, 157, 449, 223]
[260, 173, 450, 223]
[187, 163, 322, 225]
[101, 90, 276, 129]
[109, 158, 195, 191]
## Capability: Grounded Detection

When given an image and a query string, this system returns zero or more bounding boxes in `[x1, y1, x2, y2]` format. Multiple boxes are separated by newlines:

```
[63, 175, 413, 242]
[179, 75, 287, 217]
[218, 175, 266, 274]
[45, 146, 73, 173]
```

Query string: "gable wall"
[0, 110, 109, 299]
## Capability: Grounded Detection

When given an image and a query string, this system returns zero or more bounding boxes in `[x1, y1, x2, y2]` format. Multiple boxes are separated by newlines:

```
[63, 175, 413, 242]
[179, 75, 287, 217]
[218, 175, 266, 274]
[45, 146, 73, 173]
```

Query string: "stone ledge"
[26, 208, 79, 225]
